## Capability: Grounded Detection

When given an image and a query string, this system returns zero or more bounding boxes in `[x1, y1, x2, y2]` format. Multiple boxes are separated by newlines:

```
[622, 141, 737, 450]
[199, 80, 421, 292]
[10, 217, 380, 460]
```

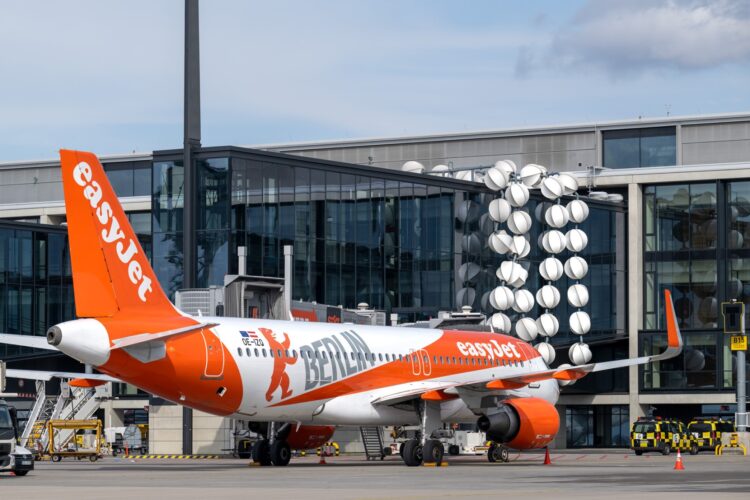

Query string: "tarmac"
[1, 450, 748, 499]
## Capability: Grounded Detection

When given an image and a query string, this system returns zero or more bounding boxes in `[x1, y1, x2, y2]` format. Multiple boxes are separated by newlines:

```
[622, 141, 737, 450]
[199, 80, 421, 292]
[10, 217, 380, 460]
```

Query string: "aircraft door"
[201, 328, 225, 379]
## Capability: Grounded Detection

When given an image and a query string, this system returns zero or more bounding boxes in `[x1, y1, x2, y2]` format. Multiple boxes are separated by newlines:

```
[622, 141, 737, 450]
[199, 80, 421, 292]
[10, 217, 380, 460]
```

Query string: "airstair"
[360, 426, 386, 460]
[22, 380, 107, 453]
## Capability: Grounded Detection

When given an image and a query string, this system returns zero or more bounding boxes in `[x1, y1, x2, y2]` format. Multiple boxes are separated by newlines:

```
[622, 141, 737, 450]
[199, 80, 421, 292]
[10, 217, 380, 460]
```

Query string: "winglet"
[664, 289, 683, 350]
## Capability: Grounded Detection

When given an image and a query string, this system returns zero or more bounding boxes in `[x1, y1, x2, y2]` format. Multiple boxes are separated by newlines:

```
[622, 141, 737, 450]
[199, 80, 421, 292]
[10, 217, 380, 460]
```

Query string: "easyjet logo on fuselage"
[456, 339, 522, 360]
[72, 161, 153, 302]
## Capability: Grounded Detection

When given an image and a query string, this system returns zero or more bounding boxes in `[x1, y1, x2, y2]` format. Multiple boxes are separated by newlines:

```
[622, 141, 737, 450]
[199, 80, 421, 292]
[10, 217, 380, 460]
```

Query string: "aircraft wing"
[0, 333, 58, 351]
[374, 289, 682, 406]
[5, 368, 120, 382]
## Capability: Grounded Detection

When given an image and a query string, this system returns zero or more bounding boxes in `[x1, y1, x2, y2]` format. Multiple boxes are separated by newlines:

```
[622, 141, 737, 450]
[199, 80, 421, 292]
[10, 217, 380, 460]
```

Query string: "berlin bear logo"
[259, 327, 297, 402]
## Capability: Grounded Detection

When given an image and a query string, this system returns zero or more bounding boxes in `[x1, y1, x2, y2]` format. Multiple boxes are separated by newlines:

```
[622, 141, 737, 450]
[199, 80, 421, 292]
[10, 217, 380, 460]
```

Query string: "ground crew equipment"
[630, 417, 690, 455]
[687, 418, 734, 454]
[673, 449, 685, 470]
[716, 432, 747, 456]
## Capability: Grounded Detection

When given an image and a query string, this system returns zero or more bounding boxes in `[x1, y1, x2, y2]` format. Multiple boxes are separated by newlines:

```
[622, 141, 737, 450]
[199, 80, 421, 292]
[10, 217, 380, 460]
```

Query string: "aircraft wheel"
[252, 439, 272, 466]
[499, 446, 510, 462]
[399, 442, 405, 458]
[402, 439, 423, 467]
[270, 440, 291, 466]
[423, 440, 444, 465]
[488, 443, 497, 463]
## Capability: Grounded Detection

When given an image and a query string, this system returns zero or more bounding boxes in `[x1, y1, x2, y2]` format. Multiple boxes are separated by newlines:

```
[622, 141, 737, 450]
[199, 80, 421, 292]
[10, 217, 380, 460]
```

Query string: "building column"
[627, 182, 647, 420]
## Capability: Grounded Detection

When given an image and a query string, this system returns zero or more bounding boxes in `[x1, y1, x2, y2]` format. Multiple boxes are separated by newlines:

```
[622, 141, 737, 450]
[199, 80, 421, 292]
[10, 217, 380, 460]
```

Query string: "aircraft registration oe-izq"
[0, 150, 683, 467]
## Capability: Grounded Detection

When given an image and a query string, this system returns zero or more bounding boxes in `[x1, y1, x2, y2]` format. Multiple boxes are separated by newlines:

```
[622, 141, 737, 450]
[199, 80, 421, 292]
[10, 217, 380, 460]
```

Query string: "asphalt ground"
[1, 450, 748, 499]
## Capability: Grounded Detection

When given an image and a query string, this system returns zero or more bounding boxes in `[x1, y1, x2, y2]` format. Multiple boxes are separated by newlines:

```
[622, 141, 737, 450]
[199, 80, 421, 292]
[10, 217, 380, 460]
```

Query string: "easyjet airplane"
[1, 150, 683, 466]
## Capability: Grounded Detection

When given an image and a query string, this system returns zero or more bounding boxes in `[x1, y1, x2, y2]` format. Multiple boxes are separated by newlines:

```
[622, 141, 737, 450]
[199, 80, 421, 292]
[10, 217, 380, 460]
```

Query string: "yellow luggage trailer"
[46, 419, 102, 462]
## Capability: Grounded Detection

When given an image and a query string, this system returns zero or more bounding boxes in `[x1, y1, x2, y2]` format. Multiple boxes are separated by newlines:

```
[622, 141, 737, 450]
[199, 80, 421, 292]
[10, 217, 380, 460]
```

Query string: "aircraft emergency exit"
[0, 150, 683, 466]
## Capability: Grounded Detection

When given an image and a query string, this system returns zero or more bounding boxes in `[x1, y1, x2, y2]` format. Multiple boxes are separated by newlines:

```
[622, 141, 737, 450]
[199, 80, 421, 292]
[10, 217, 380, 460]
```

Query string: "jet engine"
[285, 425, 336, 450]
[477, 397, 559, 449]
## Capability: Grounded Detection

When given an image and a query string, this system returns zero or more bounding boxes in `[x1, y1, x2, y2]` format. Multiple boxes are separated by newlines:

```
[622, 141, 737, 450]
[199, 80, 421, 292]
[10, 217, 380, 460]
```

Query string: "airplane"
[0, 149, 683, 466]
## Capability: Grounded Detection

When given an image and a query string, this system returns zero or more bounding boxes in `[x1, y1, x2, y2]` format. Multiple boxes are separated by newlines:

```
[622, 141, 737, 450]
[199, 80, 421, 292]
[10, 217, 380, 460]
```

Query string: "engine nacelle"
[286, 425, 336, 450]
[477, 397, 559, 449]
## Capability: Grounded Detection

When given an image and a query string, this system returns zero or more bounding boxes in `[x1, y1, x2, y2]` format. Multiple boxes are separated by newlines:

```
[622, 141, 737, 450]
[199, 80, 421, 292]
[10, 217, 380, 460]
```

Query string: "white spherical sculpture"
[488, 198, 512, 223]
[489, 286, 515, 311]
[567, 284, 589, 308]
[512, 289, 535, 313]
[557, 174, 579, 195]
[497, 261, 528, 288]
[536, 342, 556, 365]
[545, 204, 570, 228]
[568, 342, 592, 366]
[494, 160, 517, 178]
[507, 210, 532, 235]
[539, 257, 564, 281]
[567, 199, 590, 223]
[536, 285, 561, 309]
[509, 235, 531, 258]
[515, 317, 538, 342]
[569, 311, 592, 335]
[519, 164, 546, 187]
[541, 177, 563, 200]
[488, 230, 513, 255]
[489, 312, 512, 333]
[505, 183, 530, 207]
[542, 230, 567, 254]
[565, 229, 589, 253]
[402, 161, 425, 173]
[536, 313, 560, 337]
[564, 256, 589, 280]
[535, 202, 553, 223]
[484, 168, 510, 191]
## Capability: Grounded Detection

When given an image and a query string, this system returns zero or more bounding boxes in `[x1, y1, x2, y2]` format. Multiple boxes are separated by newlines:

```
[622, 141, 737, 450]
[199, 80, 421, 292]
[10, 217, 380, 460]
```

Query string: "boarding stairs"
[22, 380, 106, 453]
[360, 426, 386, 460]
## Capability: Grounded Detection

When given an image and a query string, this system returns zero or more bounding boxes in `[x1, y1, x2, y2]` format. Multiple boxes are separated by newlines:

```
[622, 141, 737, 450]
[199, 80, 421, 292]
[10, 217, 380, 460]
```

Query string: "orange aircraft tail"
[60, 150, 178, 319]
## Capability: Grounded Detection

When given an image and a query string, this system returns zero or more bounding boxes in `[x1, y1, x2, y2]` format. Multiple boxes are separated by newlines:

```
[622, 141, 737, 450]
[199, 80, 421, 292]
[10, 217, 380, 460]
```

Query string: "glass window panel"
[105, 166, 134, 197]
[197, 230, 229, 288]
[153, 160, 184, 233]
[640, 127, 677, 167]
[133, 162, 152, 197]
[603, 129, 640, 168]
[198, 157, 229, 231]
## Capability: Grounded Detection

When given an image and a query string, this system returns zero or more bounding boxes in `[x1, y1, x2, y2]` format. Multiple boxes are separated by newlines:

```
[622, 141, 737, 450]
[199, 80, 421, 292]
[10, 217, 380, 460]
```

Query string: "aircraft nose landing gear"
[487, 442, 510, 463]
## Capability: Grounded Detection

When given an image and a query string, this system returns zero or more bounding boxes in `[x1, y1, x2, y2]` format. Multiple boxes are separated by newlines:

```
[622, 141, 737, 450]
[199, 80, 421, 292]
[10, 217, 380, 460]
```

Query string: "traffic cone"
[674, 449, 685, 470]
[543, 447, 552, 465]
[318, 454, 327, 465]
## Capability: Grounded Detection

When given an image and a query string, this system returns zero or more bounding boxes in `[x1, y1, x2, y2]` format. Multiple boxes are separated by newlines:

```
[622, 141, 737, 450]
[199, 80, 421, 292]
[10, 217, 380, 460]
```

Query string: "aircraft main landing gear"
[270, 440, 291, 466]
[402, 439, 423, 467]
[251, 439, 271, 466]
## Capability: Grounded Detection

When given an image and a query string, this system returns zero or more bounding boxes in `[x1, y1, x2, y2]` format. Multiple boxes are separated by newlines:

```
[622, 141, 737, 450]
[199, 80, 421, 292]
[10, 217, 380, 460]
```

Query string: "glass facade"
[0, 222, 74, 358]
[642, 180, 750, 391]
[104, 160, 152, 198]
[603, 127, 676, 168]
[566, 405, 629, 448]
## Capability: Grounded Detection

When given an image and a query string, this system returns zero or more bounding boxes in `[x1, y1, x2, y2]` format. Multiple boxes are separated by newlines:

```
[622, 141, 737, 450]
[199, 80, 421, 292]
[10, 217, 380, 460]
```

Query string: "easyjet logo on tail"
[72, 161, 153, 302]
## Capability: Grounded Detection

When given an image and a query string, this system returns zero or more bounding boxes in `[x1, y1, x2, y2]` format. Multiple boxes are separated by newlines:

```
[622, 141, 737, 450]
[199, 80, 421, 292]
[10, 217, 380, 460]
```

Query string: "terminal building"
[1, 112, 749, 449]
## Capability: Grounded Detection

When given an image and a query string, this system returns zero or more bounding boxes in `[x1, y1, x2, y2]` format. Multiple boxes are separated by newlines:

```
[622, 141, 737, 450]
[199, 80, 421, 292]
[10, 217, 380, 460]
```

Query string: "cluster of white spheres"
[545, 204, 569, 228]
[489, 232, 529, 258]
[515, 317, 538, 342]
[484, 160, 517, 191]
[564, 256, 589, 280]
[519, 164, 547, 188]
[542, 230, 567, 254]
[507, 211, 532, 235]
[512, 289, 535, 313]
[567, 284, 589, 308]
[505, 183, 530, 207]
[497, 261, 528, 288]
[488, 198, 512, 223]
[490, 312, 512, 333]
[569, 311, 592, 335]
[539, 257, 564, 281]
[489, 285, 515, 311]
[536, 285, 561, 309]
[566, 228, 588, 253]
[536, 313, 560, 337]
[536, 342, 556, 365]
[569, 342, 593, 366]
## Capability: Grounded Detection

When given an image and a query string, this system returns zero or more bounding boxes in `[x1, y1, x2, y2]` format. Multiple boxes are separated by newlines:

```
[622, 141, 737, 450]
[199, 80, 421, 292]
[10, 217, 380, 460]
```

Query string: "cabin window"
[254, 348, 259, 357]
[262, 349, 267, 357]
[237, 347, 242, 356]
[378, 353, 383, 361]
[292, 349, 297, 358]
[285, 349, 289, 358]
[246, 348, 251, 357]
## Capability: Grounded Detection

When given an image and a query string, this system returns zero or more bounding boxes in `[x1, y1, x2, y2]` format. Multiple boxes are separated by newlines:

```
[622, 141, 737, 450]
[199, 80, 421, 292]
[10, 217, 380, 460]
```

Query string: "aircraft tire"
[423, 440, 444, 465]
[252, 439, 272, 466]
[488, 443, 497, 463]
[402, 439, 423, 467]
[270, 440, 291, 466]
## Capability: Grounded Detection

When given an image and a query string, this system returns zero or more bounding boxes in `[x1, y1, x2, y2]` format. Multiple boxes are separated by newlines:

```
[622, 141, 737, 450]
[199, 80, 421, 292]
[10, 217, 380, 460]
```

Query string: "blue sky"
[1, 0, 749, 161]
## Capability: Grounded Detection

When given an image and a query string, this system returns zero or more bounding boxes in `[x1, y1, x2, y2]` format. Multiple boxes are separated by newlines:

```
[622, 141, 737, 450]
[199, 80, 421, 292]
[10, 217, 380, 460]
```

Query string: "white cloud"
[548, 0, 750, 74]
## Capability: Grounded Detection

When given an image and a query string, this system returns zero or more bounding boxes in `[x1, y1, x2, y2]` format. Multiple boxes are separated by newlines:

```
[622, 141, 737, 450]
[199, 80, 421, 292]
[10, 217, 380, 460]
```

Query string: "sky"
[1, 0, 749, 161]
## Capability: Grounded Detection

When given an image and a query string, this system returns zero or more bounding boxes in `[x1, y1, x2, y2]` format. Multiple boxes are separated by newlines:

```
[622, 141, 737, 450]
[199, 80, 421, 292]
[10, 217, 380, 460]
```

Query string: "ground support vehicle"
[630, 417, 690, 455]
[0, 399, 34, 476]
[688, 418, 735, 454]
[45, 419, 102, 462]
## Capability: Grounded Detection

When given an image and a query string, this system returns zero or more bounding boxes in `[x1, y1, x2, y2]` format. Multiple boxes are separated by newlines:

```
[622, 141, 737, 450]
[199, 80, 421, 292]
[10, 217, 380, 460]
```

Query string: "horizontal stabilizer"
[6, 368, 119, 382]
[0, 333, 59, 351]
[110, 322, 219, 350]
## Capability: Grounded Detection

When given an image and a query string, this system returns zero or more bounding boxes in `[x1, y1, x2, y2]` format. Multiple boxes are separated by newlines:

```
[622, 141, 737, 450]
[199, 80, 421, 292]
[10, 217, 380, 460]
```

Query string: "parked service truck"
[1, 396, 35, 475]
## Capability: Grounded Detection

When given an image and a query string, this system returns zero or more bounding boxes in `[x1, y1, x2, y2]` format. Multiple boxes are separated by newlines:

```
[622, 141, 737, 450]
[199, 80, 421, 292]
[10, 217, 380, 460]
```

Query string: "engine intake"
[478, 397, 560, 450]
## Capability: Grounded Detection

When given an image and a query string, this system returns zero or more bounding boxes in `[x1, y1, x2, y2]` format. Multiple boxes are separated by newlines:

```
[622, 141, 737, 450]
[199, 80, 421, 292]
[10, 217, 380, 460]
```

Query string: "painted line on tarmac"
[122, 455, 221, 459]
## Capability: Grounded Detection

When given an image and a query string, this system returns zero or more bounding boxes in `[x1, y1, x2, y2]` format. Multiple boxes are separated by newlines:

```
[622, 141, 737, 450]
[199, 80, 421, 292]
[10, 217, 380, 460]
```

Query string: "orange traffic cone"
[543, 447, 552, 465]
[674, 449, 685, 470]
